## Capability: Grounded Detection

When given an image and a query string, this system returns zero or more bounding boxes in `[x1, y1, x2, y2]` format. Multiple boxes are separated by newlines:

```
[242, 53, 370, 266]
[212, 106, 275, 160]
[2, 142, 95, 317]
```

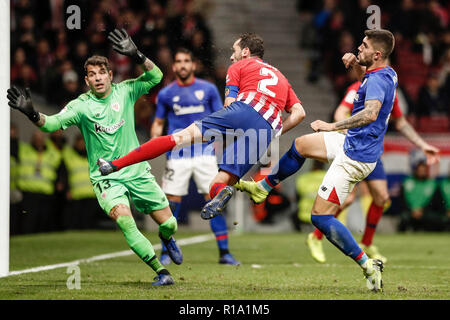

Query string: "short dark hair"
[364, 29, 395, 59]
[238, 33, 264, 59]
[84, 55, 111, 74]
[173, 47, 194, 61]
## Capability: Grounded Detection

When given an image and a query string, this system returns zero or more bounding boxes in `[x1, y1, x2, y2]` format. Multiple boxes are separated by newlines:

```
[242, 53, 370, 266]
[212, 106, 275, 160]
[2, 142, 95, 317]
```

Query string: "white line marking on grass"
[1, 234, 215, 278]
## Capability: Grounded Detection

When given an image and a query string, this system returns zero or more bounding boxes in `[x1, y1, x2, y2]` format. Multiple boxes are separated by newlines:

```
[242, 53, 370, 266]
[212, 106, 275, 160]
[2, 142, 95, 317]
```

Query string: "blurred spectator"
[17, 130, 62, 234]
[13, 64, 39, 92]
[57, 70, 80, 106]
[398, 150, 448, 232]
[61, 134, 103, 230]
[438, 174, 450, 222]
[47, 130, 68, 232]
[11, 47, 27, 83]
[415, 72, 449, 116]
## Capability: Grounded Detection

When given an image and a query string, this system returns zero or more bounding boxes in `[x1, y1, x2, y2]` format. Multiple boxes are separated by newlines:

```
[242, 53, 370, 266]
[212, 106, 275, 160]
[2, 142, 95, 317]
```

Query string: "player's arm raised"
[392, 116, 440, 165]
[108, 28, 163, 86]
[281, 103, 306, 135]
[311, 99, 381, 132]
[7, 86, 61, 132]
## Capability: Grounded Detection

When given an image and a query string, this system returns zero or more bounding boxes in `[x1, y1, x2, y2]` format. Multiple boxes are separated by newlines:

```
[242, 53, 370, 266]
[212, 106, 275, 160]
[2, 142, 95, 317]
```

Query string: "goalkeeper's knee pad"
[159, 215, 177, 239]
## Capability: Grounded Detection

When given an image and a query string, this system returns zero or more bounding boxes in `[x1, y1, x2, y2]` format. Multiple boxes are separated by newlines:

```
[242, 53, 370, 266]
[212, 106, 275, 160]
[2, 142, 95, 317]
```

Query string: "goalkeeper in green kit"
[7, 29, 182, 286]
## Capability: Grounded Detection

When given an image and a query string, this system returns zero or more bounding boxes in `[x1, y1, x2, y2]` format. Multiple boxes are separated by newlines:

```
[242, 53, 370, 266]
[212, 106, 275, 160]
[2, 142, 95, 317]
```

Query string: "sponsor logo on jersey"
[354, 93, 359, 101]
[111, 102, 120, 112]
[321, 186, 327, 192]
[94, 119, 125, 133]
[172, 96, 180, 102]
[173, 104, 205, 115]
[194, 90, 204, 100]
[225, 87, 230, 97]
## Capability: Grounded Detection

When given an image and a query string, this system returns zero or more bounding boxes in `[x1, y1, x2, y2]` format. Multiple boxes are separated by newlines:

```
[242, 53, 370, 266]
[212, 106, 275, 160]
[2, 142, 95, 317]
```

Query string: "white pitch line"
[2, 233, 215, 278]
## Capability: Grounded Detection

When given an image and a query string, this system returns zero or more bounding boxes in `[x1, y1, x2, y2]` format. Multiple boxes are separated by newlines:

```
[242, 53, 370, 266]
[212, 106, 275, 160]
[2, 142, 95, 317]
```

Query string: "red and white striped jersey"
[225, 58, 301, 131]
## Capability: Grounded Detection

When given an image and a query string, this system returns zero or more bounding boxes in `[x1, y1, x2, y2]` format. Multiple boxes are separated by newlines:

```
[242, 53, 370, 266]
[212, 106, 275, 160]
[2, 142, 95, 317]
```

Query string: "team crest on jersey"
[194, 90, 204, 100]
[172, 96, 180, 102]
[111, 103, 120, 112]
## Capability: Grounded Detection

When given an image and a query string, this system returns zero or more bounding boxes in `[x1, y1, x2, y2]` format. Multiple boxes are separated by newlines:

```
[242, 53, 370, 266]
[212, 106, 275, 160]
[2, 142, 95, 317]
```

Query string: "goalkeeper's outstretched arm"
[7, 86, 62, 132]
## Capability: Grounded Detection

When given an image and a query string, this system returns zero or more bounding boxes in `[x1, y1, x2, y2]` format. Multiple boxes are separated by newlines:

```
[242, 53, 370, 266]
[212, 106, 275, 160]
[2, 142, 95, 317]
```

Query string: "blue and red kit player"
[306, 78, 440, 264]
[235, 29, 412, 292]
[152, 48, 239, 265]
[98, 33, 306, 220]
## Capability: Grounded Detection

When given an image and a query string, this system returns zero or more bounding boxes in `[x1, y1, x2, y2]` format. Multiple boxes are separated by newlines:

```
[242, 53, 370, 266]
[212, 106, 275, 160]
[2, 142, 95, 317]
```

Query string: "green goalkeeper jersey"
[49, 67, 162, 184]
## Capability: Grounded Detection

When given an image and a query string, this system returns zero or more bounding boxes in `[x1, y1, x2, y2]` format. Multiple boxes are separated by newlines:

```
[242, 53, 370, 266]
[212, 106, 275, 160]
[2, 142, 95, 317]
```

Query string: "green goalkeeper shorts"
[93, 173, 169, 215]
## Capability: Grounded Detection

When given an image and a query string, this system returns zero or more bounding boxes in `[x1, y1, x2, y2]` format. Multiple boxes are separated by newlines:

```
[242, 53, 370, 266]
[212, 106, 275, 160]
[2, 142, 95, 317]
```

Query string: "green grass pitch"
[0, 230, 449, 300]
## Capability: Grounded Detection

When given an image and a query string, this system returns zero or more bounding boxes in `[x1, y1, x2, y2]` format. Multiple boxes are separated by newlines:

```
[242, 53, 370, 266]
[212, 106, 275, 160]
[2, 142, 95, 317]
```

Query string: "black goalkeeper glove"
[108, 28, 146, 65]
[7, 86, 40, 123]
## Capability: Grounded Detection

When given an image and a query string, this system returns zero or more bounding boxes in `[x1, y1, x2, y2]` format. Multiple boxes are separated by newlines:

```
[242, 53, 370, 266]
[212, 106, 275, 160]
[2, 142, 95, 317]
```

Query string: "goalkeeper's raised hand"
[108, 28, 146, 64]
[7, 86, 40, 123]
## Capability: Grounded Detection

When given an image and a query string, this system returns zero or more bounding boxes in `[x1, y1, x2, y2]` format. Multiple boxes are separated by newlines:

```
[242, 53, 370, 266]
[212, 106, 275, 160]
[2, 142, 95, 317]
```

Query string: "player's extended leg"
[311, 196, 383, 292]
[158, 196, 182, 266]
[109, 204, 174, 286]
[360, 179, 390, 263]
[307, 188, 357, 263]
[151, 205, 183, 266]
[98, 123, 203, 175]
[311, 154, 383, 292]
[235, 133, 328, 203]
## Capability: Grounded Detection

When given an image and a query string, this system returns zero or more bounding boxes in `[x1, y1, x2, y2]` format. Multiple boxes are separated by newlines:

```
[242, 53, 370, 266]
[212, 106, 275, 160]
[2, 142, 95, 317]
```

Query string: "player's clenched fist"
[7, 86, 40, 123]
[108, 28, 146, 64]
[310, 120, 335, 132]
[342, 53, 358, 69]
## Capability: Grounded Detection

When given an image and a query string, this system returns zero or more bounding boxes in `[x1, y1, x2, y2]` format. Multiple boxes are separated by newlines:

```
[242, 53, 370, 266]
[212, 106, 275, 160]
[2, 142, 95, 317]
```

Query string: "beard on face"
[176, 68, 193, 81]
[358, 56, 373, 68]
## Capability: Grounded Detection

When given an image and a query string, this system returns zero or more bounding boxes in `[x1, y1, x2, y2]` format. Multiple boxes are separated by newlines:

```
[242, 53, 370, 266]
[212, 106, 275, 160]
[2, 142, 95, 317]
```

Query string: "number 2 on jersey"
[257, 67, 278, 97]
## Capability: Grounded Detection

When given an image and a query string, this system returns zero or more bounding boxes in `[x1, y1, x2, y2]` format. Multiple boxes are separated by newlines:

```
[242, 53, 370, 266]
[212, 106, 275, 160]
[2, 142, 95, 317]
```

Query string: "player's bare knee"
[294, 136, 305, 156]
[374, 193, 390, 207]
[109, 204, 132, 221]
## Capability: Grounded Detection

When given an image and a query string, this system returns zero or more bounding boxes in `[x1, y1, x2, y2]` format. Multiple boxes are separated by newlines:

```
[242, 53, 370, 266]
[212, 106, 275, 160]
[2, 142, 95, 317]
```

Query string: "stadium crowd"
[10, 0, 221, 136]
[297, 0, 449, 128]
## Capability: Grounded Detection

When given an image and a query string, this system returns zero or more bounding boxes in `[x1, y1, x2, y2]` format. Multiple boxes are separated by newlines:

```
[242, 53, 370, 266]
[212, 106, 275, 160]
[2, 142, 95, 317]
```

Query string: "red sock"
[210, 183, 227, 199]
[312, 228, 323, 240]
[112, 135, 176, 170]
[361, 202, 384, 246]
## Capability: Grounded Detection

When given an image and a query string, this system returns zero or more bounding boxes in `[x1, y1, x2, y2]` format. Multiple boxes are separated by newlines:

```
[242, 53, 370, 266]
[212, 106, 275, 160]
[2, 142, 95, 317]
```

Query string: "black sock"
[158, 269, 170, 276]
[220, 249, 230, 256]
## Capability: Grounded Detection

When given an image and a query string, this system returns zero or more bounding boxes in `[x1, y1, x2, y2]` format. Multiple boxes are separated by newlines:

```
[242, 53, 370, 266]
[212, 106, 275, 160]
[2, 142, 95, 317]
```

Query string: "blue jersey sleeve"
[155, 90, 168, 119]
[209, 84, 224, 112]
[365, 74, 387, 103]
